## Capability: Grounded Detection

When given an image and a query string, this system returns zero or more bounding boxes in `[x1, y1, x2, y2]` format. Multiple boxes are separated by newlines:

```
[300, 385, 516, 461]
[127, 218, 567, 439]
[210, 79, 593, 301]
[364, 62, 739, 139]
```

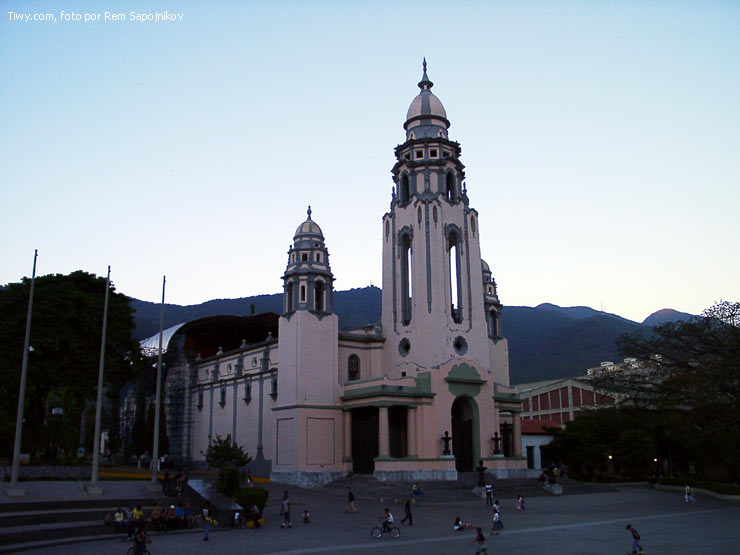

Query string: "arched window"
[300, 284, 306, 303]
[448, 233, 462, 323]
[446, 173, 456, 201]
[401, 233, 413, 325]
[348, 354, 360, 381]
[314, 280, 325, 312]
[400, 174, 410, 204]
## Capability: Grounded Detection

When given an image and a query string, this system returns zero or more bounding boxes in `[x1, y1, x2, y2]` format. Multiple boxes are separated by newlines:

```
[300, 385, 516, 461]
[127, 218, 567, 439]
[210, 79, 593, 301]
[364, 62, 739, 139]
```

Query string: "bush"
[660, 477, 740, 496]
[216, 466, 241, 497]
[233, 486, 269, 512]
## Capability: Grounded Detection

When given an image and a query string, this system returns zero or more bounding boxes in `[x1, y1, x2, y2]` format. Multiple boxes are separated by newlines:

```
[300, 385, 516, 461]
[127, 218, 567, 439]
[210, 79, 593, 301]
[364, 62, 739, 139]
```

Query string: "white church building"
[144, 63, 526, 486]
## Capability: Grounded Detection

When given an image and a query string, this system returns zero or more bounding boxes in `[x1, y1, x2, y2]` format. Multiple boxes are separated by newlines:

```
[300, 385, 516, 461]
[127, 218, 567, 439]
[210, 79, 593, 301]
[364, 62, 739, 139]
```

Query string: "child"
[492, 509, 503, 534]
[517, 494, 525, 511]
[454, 516, 474, 531]
[467, 527, 487, 554]
[380, 508, 394, 533]
[689, 487, 697, 504]
[303, 510, 310, 523]
[625, 524, 644, 554]
[485, 482, 493, 505]
[684, 484, 690, 503]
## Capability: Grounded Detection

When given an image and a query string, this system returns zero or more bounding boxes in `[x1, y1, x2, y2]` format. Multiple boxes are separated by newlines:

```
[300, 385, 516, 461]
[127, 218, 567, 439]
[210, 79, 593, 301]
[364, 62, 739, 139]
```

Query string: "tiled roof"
[521, 418, 561, 435]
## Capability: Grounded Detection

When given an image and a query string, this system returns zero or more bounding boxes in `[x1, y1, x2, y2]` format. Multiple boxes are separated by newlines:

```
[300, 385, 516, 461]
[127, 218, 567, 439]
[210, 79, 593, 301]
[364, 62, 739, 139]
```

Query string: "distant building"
[135, 64, 526, 486]
[521, 418, 560, 471]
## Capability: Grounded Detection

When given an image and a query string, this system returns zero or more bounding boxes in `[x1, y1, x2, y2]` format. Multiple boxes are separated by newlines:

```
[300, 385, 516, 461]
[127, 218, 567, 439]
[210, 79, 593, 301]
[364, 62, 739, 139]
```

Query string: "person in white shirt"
[380, 508, 394, 532]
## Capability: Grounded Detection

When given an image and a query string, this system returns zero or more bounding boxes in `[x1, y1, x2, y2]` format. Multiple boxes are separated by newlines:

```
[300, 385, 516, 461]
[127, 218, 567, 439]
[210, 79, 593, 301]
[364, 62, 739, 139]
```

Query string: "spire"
[418, 57, 433, 91]
[307, 205, 312, 220]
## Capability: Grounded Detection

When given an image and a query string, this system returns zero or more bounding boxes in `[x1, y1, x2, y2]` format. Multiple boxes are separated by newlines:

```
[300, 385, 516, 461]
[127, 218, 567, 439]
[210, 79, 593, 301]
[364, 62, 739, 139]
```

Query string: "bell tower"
[381, 61, 493, 376]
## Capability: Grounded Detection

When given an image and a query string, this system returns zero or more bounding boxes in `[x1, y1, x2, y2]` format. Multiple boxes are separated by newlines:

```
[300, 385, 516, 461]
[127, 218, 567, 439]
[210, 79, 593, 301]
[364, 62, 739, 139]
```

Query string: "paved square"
[24, 485, 740, 554]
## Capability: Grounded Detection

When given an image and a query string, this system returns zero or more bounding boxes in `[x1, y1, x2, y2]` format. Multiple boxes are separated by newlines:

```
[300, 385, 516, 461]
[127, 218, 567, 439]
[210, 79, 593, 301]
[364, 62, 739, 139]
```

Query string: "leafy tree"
[588, 301, 740, 481]
[201, 434, 251, 496]
[0, 271, 141, 461]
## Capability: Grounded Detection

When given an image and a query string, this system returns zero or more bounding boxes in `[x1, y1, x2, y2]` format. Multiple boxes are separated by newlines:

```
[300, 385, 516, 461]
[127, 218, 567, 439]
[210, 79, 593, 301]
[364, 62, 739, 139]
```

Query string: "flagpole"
[7, 249, 38, 497]
[151, 276, 166, 486]
[89, 266, 111, 492]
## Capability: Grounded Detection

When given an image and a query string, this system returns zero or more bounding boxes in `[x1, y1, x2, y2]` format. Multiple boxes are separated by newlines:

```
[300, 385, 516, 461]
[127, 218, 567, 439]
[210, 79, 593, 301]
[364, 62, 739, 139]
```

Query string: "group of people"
[150, 502, 195, 531]
[161, 466, 189, 498]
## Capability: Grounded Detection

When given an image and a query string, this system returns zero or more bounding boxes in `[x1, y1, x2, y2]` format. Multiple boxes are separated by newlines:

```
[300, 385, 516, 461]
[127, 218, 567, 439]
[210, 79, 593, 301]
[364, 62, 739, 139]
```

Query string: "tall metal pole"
[10, 250, 38, 489]
[151, 276, 166, 484]
[90, 266, 111, 487]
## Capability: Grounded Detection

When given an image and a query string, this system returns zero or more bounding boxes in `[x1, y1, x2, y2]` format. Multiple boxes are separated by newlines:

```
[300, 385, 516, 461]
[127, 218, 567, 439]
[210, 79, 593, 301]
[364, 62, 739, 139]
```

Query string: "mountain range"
[130, 287, 693, 385]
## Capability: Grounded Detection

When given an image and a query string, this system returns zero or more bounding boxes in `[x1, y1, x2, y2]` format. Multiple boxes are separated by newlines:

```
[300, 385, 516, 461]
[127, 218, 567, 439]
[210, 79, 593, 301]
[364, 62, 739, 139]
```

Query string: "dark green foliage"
[201, 434, 251, 496]
[0, 271, 141, 461]
[233, 486, 269, 512]
[592, 301, 740, 481]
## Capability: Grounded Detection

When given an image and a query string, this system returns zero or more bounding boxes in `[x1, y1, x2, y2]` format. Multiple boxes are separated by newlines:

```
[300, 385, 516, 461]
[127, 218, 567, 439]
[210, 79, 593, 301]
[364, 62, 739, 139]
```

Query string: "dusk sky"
[2, 1, 738, 324]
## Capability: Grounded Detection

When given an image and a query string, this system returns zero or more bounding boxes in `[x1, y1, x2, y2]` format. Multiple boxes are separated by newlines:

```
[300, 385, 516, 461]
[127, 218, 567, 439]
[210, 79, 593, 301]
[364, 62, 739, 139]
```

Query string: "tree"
[201, 434, 251, 496]
[591, 301, 740, 480]
[0, 271, 141, 461]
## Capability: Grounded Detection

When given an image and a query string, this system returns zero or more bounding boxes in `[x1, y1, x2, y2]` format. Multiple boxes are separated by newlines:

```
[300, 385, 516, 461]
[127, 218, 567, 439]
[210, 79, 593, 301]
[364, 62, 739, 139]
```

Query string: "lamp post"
[149, 276, 166, 491]
[87, 266, 111, 495]
[5, 250, 38, 498]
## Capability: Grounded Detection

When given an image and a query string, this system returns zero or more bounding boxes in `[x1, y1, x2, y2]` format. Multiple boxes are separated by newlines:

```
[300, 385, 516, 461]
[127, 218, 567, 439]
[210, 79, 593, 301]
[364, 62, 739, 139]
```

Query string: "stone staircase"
[0, 494, 191, 553]
[324, 474, 616, 504]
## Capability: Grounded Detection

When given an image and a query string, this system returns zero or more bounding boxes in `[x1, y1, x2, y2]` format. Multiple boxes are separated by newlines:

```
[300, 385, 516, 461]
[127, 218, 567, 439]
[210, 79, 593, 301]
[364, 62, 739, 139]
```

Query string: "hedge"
[233, 486, 269, 512]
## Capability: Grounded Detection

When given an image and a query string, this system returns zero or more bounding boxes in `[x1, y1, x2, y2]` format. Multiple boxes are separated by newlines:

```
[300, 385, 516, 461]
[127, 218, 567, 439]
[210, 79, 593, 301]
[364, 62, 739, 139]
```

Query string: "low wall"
[0, 466, 90, 481]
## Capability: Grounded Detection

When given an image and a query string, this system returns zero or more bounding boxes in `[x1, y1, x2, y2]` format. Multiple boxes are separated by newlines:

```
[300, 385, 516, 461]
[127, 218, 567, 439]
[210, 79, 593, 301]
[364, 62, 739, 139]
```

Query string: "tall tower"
[381, 61, 494, 377]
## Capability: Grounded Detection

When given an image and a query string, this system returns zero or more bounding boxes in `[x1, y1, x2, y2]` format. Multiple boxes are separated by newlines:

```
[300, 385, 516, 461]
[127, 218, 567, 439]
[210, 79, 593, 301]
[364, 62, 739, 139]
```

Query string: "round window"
[398, 338, 411, 357]
[453, 336, 468, 356]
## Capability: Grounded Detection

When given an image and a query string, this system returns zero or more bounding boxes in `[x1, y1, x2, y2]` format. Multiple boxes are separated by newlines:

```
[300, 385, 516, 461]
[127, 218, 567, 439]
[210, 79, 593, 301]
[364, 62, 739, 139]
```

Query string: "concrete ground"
[19, 483, 740, 554]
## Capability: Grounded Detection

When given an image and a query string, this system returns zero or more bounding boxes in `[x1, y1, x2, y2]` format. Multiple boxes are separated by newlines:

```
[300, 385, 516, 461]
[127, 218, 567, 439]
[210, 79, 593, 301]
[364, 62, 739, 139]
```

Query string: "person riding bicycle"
[133, 528, 151, 555]
[379, 508, 394, 533]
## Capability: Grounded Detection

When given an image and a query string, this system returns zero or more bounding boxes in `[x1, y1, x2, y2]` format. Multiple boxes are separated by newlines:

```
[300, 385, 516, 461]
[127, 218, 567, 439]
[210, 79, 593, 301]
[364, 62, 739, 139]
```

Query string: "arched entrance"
[351, 407, 378, 474]
[451, 397, 475, 472]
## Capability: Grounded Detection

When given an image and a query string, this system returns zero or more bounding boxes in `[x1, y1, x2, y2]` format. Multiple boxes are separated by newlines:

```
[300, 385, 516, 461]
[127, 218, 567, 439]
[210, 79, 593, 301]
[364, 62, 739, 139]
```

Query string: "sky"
[1, 0, 738, 324]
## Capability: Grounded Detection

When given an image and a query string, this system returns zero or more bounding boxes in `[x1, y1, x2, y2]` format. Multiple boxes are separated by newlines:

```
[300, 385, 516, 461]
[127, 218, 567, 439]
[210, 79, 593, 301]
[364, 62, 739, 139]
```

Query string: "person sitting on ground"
[380, 508, 394, 532]
[302, 509, 310, 523]
[104, 510, 115, 527]
[150, 503, 162, 531]
[175, 502, 186, 530]
[133, 527, 151, 555]
[114, 507, 126, 533]
[166, 505, 176, 531]
[454, 516, 473, 531]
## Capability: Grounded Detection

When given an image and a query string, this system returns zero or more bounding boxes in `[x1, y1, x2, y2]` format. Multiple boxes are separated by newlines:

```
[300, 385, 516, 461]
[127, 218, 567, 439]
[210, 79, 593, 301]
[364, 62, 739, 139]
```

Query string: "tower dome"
[294, 205, 324, 242]
[404, 59, 450, 140]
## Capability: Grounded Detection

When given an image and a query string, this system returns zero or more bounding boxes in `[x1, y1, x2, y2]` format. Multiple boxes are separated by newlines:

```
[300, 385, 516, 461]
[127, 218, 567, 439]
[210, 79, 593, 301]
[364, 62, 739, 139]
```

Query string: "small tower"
[282, 206, 334, 315]
[274, 207, 342, 485]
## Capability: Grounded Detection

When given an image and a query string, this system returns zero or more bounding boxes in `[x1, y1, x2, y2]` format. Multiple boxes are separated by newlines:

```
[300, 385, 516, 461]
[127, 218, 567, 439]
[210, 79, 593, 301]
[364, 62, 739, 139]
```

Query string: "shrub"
[233, 486, 269, 512]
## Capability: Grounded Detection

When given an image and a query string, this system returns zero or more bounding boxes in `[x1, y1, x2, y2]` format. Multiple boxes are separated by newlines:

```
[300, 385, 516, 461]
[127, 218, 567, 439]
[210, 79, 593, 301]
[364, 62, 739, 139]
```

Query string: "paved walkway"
[15, 482, 740, 554]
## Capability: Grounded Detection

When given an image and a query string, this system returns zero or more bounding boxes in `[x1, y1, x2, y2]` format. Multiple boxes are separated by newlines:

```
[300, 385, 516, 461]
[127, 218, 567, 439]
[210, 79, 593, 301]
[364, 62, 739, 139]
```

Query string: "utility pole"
[149, 276, 166, 491]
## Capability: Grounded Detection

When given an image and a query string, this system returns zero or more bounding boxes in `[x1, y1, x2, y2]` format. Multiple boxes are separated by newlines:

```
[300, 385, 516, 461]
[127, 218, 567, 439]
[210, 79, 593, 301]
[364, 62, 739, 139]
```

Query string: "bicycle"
[371, 518, 400, 539]
[126, 535, 151, 555]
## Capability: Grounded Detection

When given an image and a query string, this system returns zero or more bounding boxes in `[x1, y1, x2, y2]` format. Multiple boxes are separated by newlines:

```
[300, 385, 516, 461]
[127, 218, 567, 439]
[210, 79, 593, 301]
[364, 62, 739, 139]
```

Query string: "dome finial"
[307, 205, 312, 220]
[418, 57, 433, 91]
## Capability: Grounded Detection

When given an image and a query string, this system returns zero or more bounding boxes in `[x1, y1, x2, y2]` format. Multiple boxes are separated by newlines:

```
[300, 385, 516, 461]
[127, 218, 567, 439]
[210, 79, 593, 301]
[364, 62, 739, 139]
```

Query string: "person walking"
[689, 486, 697, 504]
[491, 509, 503, 534]
[467, 527, 487, 554]
[345, 486, 358, 513]
[400, 498, 413, 525]
[517, 493, 525, 511]
[626, 524, 644, 554]
[280, 491, 292, 528]
[202, 504, 213, 542]
[485, 482, 493, 505]
[684, 484, 690, 503]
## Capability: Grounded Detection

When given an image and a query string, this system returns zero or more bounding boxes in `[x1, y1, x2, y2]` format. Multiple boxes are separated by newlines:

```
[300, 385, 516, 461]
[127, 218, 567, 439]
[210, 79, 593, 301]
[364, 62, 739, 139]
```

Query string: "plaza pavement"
[19, 482, 740, 554]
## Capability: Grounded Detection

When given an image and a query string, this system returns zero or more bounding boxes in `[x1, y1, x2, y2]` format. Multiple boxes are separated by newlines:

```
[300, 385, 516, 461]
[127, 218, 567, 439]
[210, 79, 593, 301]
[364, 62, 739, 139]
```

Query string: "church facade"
[163, 65, 525, 485]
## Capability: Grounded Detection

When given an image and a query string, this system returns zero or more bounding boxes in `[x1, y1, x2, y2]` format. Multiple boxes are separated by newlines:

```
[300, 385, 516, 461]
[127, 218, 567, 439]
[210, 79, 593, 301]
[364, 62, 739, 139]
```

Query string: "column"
[378, 406, 390, 457]
[512, 411, 522, 457]
[343, 410, 352, 460]
[407, 407, 417, 457]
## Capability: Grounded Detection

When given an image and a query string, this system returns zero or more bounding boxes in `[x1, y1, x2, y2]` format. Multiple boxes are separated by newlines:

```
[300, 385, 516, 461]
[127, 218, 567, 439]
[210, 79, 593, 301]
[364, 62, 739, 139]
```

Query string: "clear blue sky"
[2, 0, 738, 323]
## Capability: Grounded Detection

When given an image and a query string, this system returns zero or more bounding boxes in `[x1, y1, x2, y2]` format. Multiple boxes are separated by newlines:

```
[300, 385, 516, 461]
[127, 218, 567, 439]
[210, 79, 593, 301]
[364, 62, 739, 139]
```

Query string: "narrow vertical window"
[314, 280, 325, 312]
[400, 174, 410, 203]
[300, 285, 306, 302]
[449, 233, 462, 323]
[348, 354, 360, 381]
[446, 173, 456, 201]
[401, 234, 413, 325]
[286, 282, 294, 312]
